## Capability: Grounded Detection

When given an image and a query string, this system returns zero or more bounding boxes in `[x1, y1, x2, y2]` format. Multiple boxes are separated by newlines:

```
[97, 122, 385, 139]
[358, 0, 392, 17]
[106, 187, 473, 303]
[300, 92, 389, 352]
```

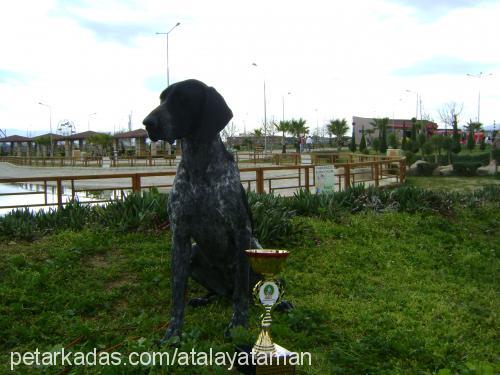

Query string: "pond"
[0, 183, 117, 216]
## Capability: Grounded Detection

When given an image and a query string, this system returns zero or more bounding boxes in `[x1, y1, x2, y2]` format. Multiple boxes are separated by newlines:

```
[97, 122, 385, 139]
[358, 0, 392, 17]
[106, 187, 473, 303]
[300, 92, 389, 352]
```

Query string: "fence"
[0, 152, 399, 168]
[0, 158, 405, 211]
[0, 155, 177, 168]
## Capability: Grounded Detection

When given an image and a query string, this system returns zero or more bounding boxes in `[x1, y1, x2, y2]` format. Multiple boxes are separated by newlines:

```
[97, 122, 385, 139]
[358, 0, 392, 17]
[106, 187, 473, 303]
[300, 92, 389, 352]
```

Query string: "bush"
[246, 192, 309, 246]
[492, 148, 500, 163]
[2, 185, 499, 243]
[452, 162, 482, 176]
[404, 150, 419, 166]
[94, 188, 169, 232]
[434, 151, 490, 166]
[416, 162, 437, 176]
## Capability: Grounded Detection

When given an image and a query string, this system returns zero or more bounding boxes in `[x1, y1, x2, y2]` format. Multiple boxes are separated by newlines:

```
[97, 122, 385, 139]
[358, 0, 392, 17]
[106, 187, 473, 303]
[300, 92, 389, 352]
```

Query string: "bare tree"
[438, 102, 463, 131]
[221, 121, 239, 147]
[420, 112, 434, 122]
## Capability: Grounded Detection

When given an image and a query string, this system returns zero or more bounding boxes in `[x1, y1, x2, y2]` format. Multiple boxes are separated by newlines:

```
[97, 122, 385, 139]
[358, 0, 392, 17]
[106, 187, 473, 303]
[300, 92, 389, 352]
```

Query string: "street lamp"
[88, 112, 97, 131]
[282, 91, 291, 122]
[156, 22, 181, 86]
[314, 108, 320, 144]
[405, 89, 419, 120]
[466, 72, 492, 124]
[252, 62, 268, 153]
[38, 102, 53, 156]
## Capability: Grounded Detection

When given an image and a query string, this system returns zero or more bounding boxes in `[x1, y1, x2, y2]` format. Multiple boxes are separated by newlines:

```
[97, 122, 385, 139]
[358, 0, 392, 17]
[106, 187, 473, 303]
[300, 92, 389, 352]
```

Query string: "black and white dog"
[143, 79, 261, 342]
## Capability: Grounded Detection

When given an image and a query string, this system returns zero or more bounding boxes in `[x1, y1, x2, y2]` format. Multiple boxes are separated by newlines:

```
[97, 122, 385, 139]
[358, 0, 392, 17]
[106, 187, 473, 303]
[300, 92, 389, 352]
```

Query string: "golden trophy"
[246, 249, 296, 374]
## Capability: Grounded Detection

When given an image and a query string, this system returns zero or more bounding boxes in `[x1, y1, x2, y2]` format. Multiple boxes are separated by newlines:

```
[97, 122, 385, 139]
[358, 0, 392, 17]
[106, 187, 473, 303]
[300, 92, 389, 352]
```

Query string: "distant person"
[306, 136, 313, 151]
[299, 136, 305, 153]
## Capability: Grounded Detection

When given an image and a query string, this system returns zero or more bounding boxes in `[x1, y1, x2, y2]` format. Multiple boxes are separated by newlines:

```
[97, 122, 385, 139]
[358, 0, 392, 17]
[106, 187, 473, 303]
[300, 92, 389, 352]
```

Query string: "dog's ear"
[199, 86, 233, 137]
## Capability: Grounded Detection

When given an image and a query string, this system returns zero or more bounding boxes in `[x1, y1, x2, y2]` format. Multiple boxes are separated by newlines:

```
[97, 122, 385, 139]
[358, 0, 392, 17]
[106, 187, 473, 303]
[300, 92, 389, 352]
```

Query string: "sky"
[1, 0, 499, 138]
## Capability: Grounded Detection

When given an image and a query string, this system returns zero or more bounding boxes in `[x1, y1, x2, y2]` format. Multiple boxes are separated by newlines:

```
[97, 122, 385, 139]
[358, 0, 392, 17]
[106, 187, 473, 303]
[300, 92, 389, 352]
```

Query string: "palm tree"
[464, 120, 483, 133]
[288, 118, 308, 153]
[275, 120, 290, 153]
[326, 118, 349, 151]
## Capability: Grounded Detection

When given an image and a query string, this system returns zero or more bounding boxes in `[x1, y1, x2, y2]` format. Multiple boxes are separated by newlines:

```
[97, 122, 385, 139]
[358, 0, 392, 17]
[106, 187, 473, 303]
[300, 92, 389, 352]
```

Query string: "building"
[352, 116, 438, 144]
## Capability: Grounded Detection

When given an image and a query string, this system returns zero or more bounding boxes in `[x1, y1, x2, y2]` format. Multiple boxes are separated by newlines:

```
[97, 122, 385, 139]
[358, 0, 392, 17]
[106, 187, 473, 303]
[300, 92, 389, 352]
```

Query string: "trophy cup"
[245, 249, 296, 374]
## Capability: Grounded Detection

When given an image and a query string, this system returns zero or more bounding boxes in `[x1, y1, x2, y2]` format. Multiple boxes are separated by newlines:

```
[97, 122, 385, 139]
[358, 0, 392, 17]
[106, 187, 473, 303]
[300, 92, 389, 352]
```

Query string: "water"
[0, 183, 116, 216]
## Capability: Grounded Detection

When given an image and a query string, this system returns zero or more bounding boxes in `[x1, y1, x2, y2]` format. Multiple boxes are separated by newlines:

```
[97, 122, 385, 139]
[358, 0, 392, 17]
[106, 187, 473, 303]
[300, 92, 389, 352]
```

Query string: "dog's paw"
[274, 300, 294, 312]
[225, 313, 248, 338]
[157, 326, 182, 347]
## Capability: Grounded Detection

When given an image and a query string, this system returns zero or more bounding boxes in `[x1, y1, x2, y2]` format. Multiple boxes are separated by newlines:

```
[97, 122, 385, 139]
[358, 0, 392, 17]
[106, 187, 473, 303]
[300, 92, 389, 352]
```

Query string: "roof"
[65, 131, 105, 140]
[0, 135, 33, 142]
[113, 129, 149, 139]
[34, 133, 65, 141]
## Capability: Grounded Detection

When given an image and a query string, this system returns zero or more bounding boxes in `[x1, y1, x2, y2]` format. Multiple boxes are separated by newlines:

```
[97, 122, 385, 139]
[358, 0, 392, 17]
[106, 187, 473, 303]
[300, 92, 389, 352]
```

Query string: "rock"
[408, 160, 435, 176]
[433, 164, 454, 176]
[477, 160, 498, 176]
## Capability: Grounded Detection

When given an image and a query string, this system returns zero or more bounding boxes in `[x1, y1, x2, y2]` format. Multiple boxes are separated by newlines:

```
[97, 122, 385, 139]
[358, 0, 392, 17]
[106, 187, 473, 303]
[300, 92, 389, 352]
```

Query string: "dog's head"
[143, 79, 233, 143]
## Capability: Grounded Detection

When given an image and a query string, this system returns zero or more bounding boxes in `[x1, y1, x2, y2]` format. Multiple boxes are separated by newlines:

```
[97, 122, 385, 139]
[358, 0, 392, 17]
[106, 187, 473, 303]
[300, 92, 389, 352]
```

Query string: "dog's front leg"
[228, 233, 250, 332]
[161, 227, 191, 344]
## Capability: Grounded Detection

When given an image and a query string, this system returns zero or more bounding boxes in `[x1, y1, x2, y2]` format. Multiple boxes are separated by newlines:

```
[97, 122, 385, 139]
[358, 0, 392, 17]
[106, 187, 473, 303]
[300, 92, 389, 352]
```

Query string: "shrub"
[492, 148, 500, 163]
[388, 133, 398, 149]
[246, 192, 308, 246]
[95, 188, 169, 232]
[479, 136, 486, 150]
[416, 161, 437, 176]
[359, 130, 367, 154]
[434, 151, 490, 166]
[404, 150, 419, 166]
[452, 162, 482, 176]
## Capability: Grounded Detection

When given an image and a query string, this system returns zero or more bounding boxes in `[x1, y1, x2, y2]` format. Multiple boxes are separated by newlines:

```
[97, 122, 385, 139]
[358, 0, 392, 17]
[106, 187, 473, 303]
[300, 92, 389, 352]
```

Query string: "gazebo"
[64, 131, 104, 156]
[113, 129, 151, 156]
[0, 135, 33, 156]
[33, 133, 65, 156]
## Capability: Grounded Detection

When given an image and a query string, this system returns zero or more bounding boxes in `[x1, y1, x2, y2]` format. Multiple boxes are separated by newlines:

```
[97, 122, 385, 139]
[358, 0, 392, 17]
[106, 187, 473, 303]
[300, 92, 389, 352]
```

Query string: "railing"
[0, 152, 399, 168]
[0, 159, 406, 211]
[0, 155, 178, 168]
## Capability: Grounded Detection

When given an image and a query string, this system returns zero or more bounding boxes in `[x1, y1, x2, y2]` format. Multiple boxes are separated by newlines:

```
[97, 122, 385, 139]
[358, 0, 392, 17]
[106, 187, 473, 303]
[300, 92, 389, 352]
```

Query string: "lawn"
[1, 202, 498, 374]
[406, 175, 500, 192]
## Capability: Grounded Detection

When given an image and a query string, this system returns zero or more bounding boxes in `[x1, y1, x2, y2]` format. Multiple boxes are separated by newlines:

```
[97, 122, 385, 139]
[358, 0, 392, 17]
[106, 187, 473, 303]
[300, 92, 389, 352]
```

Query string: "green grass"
[406, 176, 500, 192]
[1, 205, 498, 374]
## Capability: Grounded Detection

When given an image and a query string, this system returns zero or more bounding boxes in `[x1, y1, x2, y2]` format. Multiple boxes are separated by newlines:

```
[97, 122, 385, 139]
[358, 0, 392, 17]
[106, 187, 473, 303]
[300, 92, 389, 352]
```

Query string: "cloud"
[388, 0, 496, 18]
[54, 0, 158, 45]
[72, 18, 154, 45]
[393, 57, 497, 76]
[0, 69, 30, 84]
[144, 75, 167, 93]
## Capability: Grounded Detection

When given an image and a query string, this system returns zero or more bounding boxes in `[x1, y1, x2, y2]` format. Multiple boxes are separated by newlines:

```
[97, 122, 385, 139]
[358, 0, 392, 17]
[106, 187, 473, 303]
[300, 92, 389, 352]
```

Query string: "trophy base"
[235, 344, 296, 375]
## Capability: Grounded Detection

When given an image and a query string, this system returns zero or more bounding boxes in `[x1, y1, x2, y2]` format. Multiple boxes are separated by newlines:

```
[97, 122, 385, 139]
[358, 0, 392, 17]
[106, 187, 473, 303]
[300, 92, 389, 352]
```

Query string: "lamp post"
[467, 72, 492, 124]
[405, 90, 419, 120]
[252, 62, 268, 153]
[88, 112, 96, 131]
[315, 109, 319, 136]
[156, 22, 181, 86]
[38, 102, 53, 156]
[281, 92, 291, 122]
